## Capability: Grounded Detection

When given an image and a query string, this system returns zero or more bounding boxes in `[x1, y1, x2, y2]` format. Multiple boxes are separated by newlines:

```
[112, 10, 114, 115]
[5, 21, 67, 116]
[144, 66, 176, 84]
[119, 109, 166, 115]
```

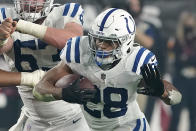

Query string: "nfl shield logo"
[101, 73, 106, 80]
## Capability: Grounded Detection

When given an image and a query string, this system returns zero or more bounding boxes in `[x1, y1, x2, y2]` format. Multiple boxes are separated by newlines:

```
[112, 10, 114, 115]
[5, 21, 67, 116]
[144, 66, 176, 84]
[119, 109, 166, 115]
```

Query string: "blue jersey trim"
[71, 3, 80, 17]
[143, 52, 154, 65]
[132, 47, 146, 73]
[14, 40, 37, 50]
[1, 8, 6, 20]
[63, 3, 70, 16]
[66, 38, 72, 63]
[133, 119, 141, 131]
[99, 8, 118, 31]
[143, 118, 146, 131]
[74, 37, 80, 63]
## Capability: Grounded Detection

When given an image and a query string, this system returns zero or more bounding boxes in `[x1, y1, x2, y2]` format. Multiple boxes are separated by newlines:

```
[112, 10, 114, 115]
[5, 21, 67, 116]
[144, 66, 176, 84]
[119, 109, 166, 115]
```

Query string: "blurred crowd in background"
[0, 0, 196, 131]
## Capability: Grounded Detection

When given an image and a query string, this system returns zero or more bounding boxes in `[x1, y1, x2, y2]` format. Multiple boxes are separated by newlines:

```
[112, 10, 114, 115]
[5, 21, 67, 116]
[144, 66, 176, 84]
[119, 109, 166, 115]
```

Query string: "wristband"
[20, 72, 34, 87]
[16, 20, 47, 39]
[0, 38, 9, 47]
[20, 70, 46, 87]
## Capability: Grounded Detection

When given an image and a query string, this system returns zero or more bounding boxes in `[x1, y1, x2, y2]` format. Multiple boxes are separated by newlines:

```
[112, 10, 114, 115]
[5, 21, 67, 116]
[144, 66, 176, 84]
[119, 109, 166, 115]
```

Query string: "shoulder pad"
[126, 46, 158, 75]
[49, 3, 84, 26]
[62, 3, 84, 25]
[60, 36, 90, 64]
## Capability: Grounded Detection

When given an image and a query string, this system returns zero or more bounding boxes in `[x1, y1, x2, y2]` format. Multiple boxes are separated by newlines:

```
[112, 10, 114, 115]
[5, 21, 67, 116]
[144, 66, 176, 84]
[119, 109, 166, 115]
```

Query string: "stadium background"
[0, 0, 195, 131]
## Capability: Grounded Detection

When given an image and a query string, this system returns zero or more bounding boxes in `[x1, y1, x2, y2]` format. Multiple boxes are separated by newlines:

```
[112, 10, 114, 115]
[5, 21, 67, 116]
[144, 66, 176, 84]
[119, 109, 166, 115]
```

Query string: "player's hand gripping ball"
[55, 74, 97, 104]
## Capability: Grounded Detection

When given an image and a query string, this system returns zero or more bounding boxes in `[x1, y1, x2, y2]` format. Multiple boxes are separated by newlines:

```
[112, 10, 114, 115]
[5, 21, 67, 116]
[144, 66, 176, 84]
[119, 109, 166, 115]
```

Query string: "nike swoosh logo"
[73, 117, 82, 124]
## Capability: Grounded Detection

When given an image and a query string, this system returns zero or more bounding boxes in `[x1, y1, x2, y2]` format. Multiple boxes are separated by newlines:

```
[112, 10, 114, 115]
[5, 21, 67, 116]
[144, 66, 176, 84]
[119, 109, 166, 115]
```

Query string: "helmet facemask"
[89, 33, 122, 70]
[13, 0, 53, 22]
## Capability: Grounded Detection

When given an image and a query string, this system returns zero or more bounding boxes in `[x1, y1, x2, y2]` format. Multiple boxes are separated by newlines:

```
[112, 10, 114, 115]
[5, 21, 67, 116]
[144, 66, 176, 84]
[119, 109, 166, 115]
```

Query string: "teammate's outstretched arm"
[0, 69, 20, 87]
[15, 4, 84, 49]
[0, 18, 82, 53]
[15, 19, 83, 49]
[43, 22, 83, 49]
[0, 4, 84, 53]
[137, 64, 182, 105]
[0, 69, 45, 88]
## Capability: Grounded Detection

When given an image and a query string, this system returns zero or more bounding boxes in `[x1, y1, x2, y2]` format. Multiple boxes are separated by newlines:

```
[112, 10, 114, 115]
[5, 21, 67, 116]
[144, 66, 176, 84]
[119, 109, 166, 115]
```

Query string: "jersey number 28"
[84, 87, 128, 118]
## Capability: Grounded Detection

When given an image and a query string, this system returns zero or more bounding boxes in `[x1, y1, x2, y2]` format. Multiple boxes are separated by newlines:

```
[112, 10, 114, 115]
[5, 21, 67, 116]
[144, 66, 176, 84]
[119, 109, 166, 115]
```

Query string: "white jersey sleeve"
[60, 36, 90, 65]
[0, 8, 6, 23]
[50, 3, 84, 27]
[62, 3, 84, 25]
[127, 45, 158, 75]
[0, 7, 17, 23]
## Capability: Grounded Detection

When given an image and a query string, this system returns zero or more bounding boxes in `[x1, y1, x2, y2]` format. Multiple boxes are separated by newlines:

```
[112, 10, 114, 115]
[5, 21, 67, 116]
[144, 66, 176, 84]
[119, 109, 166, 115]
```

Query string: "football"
[55, 74, 94, 89]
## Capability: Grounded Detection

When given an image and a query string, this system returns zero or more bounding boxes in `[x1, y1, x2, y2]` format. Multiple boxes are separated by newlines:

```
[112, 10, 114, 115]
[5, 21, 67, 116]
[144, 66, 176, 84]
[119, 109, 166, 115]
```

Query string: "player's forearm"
[16, 20, 83, 49]
[43, 22, 83, 49]
[42, 61, 71, 84]
[0, 70, 21, 87]
[160, 80, 182, 105]
[0, 38, 14, 54]
[33, 62, 68, 101]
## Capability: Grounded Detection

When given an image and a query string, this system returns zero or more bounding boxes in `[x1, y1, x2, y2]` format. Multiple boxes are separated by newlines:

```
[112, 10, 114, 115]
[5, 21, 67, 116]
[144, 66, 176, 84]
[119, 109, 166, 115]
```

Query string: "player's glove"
[33, 88, 56, 102]
[62, 76, 97, 104]
[137, 64, 164, 97]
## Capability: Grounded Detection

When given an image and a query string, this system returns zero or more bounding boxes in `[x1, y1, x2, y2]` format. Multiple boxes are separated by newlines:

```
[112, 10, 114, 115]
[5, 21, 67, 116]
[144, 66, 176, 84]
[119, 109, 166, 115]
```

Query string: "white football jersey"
[0, 3, 84, 123]
[60, 36, 158, 130]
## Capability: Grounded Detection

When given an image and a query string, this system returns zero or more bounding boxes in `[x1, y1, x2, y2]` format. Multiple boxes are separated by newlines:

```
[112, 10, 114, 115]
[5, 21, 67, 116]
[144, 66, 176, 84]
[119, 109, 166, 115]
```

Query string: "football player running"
[34, 8, 182, 131]
[0, 0, 92, 131]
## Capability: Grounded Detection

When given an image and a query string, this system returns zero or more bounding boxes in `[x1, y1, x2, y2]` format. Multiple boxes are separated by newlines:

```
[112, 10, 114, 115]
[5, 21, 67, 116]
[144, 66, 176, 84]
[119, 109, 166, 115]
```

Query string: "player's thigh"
[50, 112, 91, 131]
[114, 118, 150, 131]
[65, 116, 91, 131]
[23, 118, 47, 131]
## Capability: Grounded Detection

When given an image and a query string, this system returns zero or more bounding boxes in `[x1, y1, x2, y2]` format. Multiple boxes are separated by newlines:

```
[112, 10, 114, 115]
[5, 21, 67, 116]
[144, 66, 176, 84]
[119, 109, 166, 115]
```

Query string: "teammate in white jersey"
[35, 8, 182, 131]
[0, 0, 92, 131]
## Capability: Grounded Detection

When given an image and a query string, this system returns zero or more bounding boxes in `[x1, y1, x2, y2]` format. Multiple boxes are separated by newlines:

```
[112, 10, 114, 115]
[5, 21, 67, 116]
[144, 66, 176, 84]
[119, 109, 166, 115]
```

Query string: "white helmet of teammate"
[13, 0, 54, 22]
[89, 8, 136, 70]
